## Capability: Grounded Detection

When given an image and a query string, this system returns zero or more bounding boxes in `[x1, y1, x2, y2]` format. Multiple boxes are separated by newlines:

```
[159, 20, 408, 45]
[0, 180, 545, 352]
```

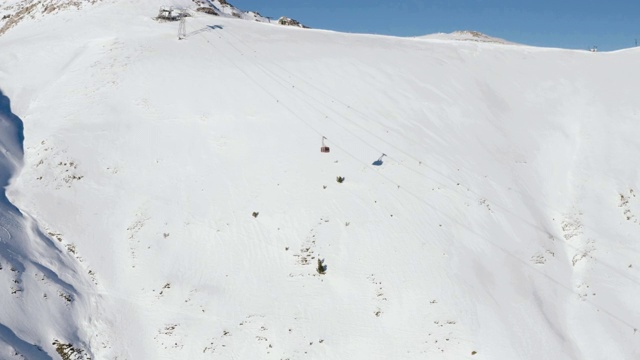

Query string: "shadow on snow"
[0, 323, 52, 360]
[0, 89, 24, 212]
[185, 24, 223, 38]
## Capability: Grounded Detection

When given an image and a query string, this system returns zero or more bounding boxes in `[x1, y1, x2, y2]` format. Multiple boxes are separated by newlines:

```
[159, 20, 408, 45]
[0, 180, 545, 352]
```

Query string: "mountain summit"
[417, 30, 514, 44]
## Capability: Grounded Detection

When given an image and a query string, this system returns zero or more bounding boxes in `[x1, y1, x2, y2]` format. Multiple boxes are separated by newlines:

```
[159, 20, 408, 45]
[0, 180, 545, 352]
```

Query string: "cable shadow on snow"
[185, 25, 223, 38]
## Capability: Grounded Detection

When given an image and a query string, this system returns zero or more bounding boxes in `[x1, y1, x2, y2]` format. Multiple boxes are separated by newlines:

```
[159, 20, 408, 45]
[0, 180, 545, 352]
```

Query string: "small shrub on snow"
[53, 340, 88, 360]
[316, 258, 327, 274]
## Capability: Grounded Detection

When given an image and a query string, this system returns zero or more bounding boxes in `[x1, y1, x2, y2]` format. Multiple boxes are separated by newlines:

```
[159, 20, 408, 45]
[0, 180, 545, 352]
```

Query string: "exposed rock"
[197, 7, 218, 15]
[277, 16, 308, 28]
[0, 0, 101, 36]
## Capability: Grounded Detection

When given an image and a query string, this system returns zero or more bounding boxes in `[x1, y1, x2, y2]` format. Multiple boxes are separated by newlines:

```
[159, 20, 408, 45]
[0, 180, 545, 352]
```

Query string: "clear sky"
[230, 0, 640, 51]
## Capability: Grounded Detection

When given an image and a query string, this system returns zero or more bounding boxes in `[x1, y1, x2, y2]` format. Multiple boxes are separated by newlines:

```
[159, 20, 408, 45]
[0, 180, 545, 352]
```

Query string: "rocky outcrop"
[196, 7, 218, 15]
[0, 0, 101, 36]
[277, 16, 308, 28]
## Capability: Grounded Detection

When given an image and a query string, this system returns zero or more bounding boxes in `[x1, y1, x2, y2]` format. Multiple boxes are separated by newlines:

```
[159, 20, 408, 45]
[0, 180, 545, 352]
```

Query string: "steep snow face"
[0, 92, 108, 359]
[0, 1, 639, 359]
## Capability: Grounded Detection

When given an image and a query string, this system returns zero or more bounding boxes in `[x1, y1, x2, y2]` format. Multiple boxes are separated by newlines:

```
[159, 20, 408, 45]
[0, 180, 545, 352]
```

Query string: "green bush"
[317, 259, 327, 274]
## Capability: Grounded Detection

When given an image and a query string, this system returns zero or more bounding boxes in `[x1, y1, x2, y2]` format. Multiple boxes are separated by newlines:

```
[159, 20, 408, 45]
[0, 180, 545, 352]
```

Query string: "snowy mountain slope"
[0, 94, 109, 359]
[0, 0, 639, 359]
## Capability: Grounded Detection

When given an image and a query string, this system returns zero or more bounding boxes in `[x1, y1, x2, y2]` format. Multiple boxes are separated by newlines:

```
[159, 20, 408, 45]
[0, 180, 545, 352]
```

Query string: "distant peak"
[193, 0, 308, 28]
[276, 16, 308, 28]
[416, 30, 515, 45]
[452, 30, 493, 39]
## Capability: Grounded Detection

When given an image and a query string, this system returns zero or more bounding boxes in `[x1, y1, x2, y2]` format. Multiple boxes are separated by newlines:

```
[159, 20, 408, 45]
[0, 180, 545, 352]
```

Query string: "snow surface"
[0, 0, 639, 359]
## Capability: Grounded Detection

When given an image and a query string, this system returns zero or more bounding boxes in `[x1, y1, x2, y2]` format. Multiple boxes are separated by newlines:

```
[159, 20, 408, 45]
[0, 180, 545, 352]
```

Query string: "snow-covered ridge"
[0, 0, 307, 36]
[0, 91, 106, 359]
[196, 0, 307, 27]
[0, 0, 102, 36]
[417, 30, 514, 45]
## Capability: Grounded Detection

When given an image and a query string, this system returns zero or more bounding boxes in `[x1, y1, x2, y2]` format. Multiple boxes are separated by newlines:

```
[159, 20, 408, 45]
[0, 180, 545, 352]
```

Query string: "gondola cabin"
[321, 136, 330, 153]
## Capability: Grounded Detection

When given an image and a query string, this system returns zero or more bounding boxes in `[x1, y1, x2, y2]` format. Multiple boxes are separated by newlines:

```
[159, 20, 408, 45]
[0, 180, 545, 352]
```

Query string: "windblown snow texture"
[0, 91, 101, 359]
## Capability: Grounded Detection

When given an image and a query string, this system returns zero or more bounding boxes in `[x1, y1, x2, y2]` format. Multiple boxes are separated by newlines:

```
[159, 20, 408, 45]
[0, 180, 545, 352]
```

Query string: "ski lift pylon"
[320, 136, 330, 153]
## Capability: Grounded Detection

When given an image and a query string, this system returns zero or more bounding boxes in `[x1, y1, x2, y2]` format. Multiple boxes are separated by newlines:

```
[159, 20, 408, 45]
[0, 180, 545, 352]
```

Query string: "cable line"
[188, 16, 640, 326]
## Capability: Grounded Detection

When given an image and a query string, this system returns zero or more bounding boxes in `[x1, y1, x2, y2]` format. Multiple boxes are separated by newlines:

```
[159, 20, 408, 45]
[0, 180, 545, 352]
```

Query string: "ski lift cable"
[190, 16, 388, 150]
[218, 25, 452, 170]
[195, 33, 640, 332]
[192, 17, 640, 292]
[210, 21, 620, 235]
[214, 24, 473, 191]
[218, 26, 554, 226]
[207, 25, 424, 162]
[214, 19, 533, 221]
[190, 18, 451, 215]
[209, 29, 471, 205]
[235, 58, 461, 195]
[204, 19, 617, 239]
[191, 25, 462, 256]
[201, 21, 638, 322]
[209, 16, 638, 316]
[216, 32, 630, 270]
[191, 21, 343, 158]
[199, 21, 538, 230]
[221, 43, 604, 266]
[190, 19, 640, 329]
[211, 22, 621, 247]
[253, 65, 448, 181]
[188, 28, 420, 235]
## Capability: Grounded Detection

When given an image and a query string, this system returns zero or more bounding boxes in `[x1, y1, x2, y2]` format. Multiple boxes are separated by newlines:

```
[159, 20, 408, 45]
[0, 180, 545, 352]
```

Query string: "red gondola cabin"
[321, 136, 330, 153]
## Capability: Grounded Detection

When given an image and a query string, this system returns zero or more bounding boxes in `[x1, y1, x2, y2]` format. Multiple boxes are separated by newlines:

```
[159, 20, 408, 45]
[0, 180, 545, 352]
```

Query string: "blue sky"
[231, 0, 639, 51]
